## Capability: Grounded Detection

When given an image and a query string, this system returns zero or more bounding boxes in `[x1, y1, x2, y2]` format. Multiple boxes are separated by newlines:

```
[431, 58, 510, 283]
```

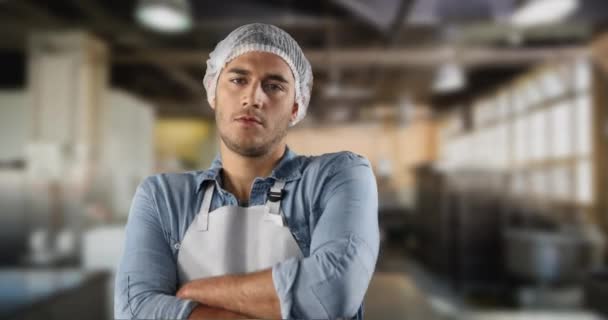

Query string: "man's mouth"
[235, 115, 263, 127]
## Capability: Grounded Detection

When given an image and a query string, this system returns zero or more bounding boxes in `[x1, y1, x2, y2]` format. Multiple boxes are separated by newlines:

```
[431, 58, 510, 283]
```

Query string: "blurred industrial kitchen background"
[1, 0, 608, 319]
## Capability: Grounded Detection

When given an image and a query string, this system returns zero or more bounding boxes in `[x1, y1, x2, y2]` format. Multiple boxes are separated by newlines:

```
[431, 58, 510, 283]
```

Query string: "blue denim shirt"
[114, 147, 379, 319]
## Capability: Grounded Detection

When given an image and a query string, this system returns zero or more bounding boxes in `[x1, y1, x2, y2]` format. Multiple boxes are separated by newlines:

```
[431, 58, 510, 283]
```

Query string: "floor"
[362, 242, 604, 320]
[364, 272, 441, 320]
[363, 242, 449, 320]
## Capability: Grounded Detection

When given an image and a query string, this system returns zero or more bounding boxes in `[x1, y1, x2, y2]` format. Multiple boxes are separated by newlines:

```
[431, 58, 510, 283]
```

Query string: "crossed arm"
[176, 269, 280, 319]
[115, 154, 379, 319]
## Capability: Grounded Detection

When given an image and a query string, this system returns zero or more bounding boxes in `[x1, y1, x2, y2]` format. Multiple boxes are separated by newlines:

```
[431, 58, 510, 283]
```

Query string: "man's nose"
[241, 83, 264, 109]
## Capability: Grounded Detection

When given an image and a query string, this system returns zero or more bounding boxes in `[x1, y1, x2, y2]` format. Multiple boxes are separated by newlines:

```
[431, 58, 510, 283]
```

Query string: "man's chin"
[234, 146, 269, 158]
[223, 139, 269, 158]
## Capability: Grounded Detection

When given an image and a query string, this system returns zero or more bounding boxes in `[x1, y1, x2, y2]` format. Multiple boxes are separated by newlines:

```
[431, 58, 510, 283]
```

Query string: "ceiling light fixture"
[511, 0, 579, 27]
[433, 62, 466, 93]
[136, 0, 193, 33]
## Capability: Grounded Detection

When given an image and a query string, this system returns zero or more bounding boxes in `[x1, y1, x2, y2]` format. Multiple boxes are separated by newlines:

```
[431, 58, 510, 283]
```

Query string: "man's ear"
[291, 103, 299, 122]
[209, 97, 216, 110]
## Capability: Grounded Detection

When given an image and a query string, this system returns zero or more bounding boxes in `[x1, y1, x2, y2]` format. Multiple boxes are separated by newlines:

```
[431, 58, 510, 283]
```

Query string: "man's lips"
[234, 115, 263, 126]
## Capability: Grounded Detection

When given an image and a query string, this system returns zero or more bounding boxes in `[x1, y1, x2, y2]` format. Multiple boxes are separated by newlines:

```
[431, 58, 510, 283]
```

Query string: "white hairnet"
[203, 23, 313, 126]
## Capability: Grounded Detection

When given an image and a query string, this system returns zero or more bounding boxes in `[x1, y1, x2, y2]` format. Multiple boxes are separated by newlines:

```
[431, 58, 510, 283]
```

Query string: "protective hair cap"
[203, 23, 313, 126]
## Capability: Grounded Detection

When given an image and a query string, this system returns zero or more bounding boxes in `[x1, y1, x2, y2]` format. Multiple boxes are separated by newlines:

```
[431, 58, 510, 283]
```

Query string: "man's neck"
[220, 143, 286, 202]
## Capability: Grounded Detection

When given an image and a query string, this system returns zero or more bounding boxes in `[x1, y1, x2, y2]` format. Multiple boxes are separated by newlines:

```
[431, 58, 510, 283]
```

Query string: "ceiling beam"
[113, 46, 587, 68]
[371, 0, 415, 102]
[63, 0, 164, 46]
[65, 0, 203, 99]
[7, 1, 68, 27]
[191, 16, 356, 31]
[158, 66, 203, 97]
[330, 0, 404, 33]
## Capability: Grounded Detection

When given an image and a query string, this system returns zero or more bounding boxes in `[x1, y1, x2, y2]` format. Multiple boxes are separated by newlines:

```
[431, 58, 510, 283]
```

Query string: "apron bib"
[177, 180, 303, 284]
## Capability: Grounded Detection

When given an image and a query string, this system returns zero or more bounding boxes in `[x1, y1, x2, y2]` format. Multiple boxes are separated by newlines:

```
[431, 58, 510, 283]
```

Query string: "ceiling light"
[511, 0, 578, 27]
[433, 62, 466, 93]
[136, 0, 192, 33]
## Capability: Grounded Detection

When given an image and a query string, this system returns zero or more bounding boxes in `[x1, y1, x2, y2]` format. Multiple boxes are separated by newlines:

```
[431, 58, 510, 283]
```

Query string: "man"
[115, 23, 379, 319]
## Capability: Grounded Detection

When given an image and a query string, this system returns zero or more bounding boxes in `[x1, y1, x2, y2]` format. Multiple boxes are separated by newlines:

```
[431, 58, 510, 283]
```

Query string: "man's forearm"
[187, 305, 247, 319]
[177, 268, 282, 319]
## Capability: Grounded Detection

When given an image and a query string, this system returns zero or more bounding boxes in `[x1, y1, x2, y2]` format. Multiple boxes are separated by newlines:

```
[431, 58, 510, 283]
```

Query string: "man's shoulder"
[306, 150, 370, 168]
[139, 170, 206, 195]
[300, 151, 371, 177]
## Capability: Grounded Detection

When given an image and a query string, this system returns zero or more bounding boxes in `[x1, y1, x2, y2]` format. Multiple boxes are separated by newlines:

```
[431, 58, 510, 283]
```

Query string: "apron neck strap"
[197, 182, 215, 231]
[197, 180, 285, 230]
[265, 180, 286, 215]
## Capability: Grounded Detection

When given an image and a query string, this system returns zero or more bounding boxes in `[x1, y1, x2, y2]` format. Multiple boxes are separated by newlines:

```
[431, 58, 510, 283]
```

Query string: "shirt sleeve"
[272, 153, 380, 319]
[114, 177, 198, 319]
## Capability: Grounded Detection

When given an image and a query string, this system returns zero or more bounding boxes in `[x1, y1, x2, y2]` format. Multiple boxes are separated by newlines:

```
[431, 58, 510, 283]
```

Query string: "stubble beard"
[215, 104, 290, 158]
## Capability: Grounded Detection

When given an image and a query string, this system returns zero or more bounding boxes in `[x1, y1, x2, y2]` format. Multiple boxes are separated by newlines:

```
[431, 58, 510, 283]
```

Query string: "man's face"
[213, 51, 298, 158]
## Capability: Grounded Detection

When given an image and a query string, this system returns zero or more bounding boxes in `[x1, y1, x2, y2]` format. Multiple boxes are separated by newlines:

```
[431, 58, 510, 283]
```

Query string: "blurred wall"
[0, 91, 30, 161]
[287, 118, 438, 189]
[99, 90, 156, 219]
[155, 119, 218, 171]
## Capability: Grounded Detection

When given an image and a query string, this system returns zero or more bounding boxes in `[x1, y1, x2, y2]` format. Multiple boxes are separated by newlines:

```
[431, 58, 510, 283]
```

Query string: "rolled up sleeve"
[114, 177, 198, 319]
[272, 153, 380, 319]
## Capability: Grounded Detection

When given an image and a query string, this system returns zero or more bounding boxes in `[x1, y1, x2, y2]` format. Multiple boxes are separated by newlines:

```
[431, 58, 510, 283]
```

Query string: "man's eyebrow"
[226, 67, 250, 75]
[265, 74, 289, 84]
[226, 67, 290, 83]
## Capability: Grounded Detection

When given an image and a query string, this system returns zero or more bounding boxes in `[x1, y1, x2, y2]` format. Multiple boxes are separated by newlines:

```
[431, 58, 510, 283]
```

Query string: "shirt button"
[174, 243, 181, 250]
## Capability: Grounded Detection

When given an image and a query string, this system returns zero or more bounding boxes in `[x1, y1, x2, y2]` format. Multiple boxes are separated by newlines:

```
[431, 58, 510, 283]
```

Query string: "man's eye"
[264, 83, 284, 92]
[230, 78, 246, 85]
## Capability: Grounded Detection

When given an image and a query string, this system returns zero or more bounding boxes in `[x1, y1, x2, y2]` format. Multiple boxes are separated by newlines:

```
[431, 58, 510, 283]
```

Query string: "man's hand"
[176, 269, 282, 319]
[186, 305, 247, 319]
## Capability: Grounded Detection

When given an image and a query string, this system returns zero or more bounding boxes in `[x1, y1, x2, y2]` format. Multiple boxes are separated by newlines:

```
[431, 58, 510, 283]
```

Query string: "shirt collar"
[195, 146, 302, 193]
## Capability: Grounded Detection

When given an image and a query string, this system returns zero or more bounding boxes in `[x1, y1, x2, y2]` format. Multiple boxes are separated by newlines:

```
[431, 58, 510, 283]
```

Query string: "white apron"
[177, 180, 303, 284]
